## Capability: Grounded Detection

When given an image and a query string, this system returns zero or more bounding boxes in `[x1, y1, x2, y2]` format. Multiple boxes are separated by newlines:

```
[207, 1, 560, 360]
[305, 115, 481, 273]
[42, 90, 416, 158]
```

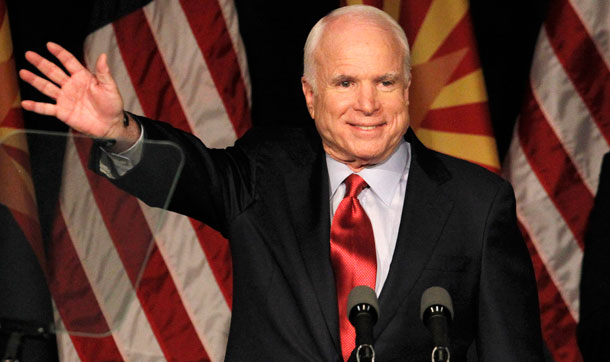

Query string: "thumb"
[95, 53, 116, 86]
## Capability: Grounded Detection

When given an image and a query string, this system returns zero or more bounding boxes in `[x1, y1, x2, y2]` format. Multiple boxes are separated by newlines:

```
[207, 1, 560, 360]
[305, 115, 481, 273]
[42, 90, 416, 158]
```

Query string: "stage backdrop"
[14, 1, 610, 362]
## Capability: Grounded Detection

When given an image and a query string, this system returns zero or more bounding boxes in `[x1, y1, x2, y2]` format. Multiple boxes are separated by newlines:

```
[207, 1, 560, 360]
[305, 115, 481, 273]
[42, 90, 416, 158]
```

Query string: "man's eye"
[340, 81, 351, 87]
[381, 81, 394, 87]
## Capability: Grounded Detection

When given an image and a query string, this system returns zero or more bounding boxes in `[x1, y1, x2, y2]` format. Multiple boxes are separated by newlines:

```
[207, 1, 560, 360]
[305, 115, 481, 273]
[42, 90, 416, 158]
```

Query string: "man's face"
[302, 18, 410, 171]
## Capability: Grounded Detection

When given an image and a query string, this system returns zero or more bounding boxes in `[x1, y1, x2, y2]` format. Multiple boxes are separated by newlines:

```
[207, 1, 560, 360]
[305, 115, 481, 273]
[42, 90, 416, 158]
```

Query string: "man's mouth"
[351, 122, 385, 131]
[356, 125, 378, 130]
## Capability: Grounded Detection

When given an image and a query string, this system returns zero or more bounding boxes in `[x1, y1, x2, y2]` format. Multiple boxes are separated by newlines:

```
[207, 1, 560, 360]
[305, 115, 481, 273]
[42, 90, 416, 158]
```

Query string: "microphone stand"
[348, 286, 379, 362]
[0, 318, 55, 362]
[356, 343, 375, 362]
[431, 346, 450, 362]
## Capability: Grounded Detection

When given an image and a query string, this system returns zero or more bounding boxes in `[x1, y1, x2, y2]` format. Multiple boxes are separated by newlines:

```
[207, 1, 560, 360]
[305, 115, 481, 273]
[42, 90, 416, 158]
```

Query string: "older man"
[21, 5, 543, 362]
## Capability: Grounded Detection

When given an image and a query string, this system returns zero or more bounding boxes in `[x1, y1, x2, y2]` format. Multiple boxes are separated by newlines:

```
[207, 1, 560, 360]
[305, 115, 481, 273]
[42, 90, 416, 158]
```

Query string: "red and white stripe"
[503, 0, 610, 360]
[51, 0, 250, 360]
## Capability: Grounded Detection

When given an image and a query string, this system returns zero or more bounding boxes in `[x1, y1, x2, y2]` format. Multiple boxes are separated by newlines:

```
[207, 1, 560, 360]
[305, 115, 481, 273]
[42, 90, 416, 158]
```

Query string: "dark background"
[2, 1, 550, 360]
[6, 0, 550, 158]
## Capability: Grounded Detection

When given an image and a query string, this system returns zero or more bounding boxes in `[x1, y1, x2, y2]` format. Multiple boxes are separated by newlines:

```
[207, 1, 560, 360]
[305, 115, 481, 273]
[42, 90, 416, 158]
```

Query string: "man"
[20, 5, 543, 361]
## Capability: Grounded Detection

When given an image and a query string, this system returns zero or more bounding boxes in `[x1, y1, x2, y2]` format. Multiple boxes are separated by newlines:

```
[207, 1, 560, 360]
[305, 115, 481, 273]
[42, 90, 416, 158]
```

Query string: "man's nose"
[355, 84, 380, 115]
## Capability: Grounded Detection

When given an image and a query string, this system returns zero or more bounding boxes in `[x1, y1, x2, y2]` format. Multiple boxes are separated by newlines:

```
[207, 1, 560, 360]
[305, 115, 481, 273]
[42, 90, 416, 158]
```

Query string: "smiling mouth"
[352, 123, 385, 130]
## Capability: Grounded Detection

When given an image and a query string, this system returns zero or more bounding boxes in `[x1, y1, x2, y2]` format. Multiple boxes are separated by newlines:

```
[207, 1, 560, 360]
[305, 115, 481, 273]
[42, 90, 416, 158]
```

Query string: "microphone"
[347, 285, 379, 362]
[420, 286, 453, 362]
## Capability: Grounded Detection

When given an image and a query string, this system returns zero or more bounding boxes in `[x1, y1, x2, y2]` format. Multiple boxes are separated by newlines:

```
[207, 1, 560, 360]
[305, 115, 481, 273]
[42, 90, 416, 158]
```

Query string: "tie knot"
[344, 174, 368, 198]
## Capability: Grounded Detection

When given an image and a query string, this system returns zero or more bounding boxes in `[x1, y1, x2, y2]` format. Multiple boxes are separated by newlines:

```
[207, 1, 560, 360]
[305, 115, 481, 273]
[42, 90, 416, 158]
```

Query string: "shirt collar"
[326, 139, 410, 206]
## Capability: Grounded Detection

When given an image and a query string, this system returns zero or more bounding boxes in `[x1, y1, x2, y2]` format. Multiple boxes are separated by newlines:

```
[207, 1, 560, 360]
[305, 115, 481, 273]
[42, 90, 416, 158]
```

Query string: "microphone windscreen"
[347, 285, 379, 318]
[420, 286, 454, 321]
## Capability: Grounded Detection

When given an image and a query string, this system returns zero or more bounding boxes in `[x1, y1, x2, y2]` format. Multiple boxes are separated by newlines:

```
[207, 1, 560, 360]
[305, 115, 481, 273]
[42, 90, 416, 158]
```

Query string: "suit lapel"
[375, 130, 454, 335]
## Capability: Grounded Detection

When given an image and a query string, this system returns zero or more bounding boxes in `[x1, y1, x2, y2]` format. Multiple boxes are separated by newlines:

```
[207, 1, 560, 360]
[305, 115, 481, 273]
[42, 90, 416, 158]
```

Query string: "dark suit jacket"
[96, 116, 544, 361]
[578, 151, 610, 361]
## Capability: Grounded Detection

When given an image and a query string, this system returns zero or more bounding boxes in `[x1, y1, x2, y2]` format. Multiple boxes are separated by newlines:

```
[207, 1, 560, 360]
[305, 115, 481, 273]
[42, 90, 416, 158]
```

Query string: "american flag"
[50, 0, 249, 360]
[503, 0, 610, 361]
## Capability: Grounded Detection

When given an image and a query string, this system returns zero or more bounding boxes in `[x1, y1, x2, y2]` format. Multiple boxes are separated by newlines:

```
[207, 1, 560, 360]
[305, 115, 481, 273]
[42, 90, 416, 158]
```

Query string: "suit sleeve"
[476, 180, 544, 361]
[90, 115, 257, 237]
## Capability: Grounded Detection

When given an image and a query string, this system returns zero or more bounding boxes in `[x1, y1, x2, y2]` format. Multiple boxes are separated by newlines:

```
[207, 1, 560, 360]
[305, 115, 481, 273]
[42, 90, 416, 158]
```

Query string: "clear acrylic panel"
[1, 129, 183, 338]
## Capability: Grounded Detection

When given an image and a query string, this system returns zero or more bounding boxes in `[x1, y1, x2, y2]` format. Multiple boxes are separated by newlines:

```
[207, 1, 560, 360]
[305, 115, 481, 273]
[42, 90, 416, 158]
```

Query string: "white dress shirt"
[326, 140, 411, 296]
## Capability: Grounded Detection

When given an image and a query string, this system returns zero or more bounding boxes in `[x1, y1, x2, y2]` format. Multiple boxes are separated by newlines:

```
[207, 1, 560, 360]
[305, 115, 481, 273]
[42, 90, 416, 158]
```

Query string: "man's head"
[302, 5, 412, 172]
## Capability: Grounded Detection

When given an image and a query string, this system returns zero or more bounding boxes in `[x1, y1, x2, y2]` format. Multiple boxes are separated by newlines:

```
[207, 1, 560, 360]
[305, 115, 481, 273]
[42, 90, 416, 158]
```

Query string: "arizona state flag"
[1, 0, 56, 360]
[344, 0, 500, 172]
[0, 1, 44, 261]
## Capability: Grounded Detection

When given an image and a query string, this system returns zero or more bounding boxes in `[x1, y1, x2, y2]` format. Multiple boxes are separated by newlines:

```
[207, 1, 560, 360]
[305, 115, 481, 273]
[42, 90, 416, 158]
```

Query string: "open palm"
[20, 42, 125, 139]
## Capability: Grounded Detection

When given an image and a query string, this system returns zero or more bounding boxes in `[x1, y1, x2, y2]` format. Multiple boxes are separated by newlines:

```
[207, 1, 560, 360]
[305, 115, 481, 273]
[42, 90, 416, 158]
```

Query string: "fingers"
[47, 42, 86, 76]
[21, 100, 57, 117]
[24, 50, 69, 86]
[19, 69, 61, 100]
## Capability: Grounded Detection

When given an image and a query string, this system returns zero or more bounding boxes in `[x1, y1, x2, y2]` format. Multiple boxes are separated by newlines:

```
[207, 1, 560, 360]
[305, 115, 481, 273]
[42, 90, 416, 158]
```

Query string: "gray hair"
[303, 5, 412, 92]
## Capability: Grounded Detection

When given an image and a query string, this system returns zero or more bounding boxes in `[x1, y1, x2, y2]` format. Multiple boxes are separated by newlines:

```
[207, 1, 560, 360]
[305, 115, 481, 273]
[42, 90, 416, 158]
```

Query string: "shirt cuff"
[98, 120, 144, 179]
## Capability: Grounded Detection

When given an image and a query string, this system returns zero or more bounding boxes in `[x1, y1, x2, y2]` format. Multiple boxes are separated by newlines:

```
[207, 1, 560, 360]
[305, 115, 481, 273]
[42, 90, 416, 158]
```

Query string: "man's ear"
[301, 77, 315, 119]
[403, 79, 411, 107]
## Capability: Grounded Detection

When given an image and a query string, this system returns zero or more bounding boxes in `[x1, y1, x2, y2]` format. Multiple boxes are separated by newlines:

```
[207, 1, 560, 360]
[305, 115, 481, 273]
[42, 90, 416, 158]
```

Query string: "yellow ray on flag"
[0, 147, 37, 218]
[411, 0, 469, 66]
[0, 10, 11, 62]
[0, 11, 19, 123]
[430, 69, 488, 109]
[416, 128, 500, 170]
[0, 126, 27, 150]
[382, 0, 401, 21]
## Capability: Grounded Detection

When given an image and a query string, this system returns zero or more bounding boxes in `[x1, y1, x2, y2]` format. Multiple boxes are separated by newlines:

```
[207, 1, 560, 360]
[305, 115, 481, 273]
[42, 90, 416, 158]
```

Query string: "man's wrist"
[97, 114, 145, 178]
[102, 111, 141, 153]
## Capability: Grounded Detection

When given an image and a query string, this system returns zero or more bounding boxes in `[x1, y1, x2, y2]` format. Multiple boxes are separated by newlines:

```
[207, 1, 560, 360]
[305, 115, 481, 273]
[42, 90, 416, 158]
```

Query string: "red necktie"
[330, 174, 377, 361]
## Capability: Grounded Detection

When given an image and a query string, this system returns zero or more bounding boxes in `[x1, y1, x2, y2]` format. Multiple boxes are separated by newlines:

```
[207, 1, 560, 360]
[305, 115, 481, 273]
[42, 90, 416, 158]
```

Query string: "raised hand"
[19, 42, 138, 144]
